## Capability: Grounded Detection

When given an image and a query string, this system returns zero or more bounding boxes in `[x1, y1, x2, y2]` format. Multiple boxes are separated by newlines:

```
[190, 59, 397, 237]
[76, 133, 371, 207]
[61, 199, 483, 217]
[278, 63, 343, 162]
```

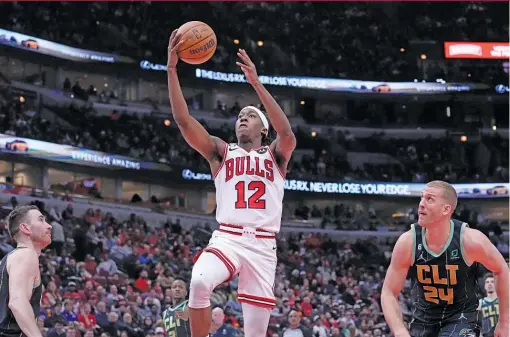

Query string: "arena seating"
[0, 2, 507, 81]
[0, 195, 503, 337]
[0, 2, 508, 337]
[1, 94, 508, 184]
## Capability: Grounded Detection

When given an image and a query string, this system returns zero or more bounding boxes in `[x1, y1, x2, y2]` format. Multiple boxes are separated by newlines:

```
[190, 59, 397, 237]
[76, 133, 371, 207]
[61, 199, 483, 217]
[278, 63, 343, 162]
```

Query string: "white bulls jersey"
[214, 143, 285, 233]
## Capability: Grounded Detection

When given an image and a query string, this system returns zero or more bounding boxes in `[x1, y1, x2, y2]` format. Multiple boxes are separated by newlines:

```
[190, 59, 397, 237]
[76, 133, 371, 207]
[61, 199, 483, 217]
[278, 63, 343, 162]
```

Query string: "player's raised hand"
[236, 48, 260, 86]
[167, 29, 185, 70]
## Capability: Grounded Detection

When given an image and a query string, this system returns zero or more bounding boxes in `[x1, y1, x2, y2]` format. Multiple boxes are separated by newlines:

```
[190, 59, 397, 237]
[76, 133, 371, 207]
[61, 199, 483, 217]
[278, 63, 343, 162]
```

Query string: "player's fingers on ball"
[172, 40, 185, 52]
[170, 29, 177, 42]
[170, 36, 179, 48]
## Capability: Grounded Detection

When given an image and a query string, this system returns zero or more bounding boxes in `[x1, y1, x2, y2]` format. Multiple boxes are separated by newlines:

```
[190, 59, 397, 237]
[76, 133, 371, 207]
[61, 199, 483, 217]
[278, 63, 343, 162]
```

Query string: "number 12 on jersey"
[235, 181, 266, 209]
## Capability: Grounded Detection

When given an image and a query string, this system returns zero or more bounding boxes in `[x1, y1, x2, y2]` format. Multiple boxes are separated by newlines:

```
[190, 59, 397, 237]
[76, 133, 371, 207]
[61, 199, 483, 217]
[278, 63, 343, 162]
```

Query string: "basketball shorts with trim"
[194, 229, 277, 309]
[409, 311, 481, 337]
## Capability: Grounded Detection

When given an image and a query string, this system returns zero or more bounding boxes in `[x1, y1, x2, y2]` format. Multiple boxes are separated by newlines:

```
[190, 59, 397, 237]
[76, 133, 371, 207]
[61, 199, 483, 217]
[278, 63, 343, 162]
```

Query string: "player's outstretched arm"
[463, 228, 509, 336]
[381, 230, 413, 337]
[236, 49, 296, 163]
[167, 30, 225, 162]
[7, 249, 43, 337]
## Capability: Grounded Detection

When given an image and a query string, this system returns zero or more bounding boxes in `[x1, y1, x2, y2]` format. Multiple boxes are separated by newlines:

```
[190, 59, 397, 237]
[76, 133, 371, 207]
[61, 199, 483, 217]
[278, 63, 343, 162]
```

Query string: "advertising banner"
[0, 28, 135, 64]
[444, 42, 510, 59]
[193, 68, 487, 94]
[181, 168, 509, 198]
[0, 134, 172, 171]
[1, 133, 507, 198]
[138, 59, 487, 94]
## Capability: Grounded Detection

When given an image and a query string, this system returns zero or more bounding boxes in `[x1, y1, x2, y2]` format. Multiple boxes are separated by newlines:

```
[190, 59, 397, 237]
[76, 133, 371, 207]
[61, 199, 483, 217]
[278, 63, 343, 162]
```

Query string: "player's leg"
[241, 302, 272, 337]
[188, 251, 236, 337]
[237, 238, 277, 337]
[409, 322, 439, 337]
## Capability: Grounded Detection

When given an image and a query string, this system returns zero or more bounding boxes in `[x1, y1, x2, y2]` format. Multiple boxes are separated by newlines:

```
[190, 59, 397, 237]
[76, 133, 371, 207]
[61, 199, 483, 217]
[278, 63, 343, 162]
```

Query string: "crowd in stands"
[1, 2, 508, 82]
[0, 91, 508, 185]
[0, 3, 508, 337]
[1, 192, 504, 337]
[0, 196, 396, 337]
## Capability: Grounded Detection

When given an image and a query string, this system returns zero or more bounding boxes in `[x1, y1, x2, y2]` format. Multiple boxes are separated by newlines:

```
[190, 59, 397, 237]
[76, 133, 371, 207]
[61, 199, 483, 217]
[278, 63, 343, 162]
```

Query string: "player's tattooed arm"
[236, 48, 296, 165]
[381, 230, 413, 337]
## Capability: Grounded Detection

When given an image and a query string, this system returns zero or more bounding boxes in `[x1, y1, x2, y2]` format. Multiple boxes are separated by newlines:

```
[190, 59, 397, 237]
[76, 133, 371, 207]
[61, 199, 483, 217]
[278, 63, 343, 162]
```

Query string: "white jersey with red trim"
[214, 143, 285, 233]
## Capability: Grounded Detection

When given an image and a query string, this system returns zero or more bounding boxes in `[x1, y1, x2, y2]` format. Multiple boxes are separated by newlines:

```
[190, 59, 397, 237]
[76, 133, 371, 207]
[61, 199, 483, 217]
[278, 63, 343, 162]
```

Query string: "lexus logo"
[495, 84, 509, 94]
[182, 169, 193, 180]
[140, 60, 151, 70]
[139, 60, 167, 71]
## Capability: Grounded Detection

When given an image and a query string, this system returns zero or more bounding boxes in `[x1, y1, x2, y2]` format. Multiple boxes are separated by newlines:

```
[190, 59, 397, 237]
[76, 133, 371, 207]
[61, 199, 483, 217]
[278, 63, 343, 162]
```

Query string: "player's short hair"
[172, 278, 188, 289]
[426, 180, 458, 212]
[484, 273, 494, 282]
[7, 205, 39, 242]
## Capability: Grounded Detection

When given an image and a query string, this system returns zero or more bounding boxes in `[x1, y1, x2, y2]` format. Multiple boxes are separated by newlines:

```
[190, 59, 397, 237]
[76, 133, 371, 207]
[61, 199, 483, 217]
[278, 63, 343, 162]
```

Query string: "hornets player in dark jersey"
[479, 274, 500, 337]
[0, 205, 52, 337]
[381, 181, 509, 337]
[163, 278, 191, 337]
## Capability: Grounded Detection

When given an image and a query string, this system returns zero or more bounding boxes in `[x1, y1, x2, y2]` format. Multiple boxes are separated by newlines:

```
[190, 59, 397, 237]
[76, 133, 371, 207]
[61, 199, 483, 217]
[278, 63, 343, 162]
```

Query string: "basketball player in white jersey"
[168, 30, 296, 337]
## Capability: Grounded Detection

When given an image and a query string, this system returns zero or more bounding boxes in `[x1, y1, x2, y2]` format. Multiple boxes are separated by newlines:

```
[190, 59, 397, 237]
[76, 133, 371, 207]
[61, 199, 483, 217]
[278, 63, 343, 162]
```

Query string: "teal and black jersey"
[479, 297, 499, 337]
[408, 219, 481, 326]
[162, 300, 191, 337]
[0, 247, 43, 337]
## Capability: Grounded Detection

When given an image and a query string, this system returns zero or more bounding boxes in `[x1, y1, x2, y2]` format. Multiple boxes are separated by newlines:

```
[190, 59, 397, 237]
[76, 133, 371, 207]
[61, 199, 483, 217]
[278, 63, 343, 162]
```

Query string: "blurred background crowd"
[0, 2, 508, 82]
[0, 1, 508, 337]
[0, 196, 505, 337]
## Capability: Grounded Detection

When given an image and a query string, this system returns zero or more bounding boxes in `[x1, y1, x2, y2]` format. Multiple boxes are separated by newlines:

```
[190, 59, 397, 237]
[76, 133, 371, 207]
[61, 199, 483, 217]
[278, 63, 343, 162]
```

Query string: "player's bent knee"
[189, 251, 233, 309]
[188, 273, 213, 309]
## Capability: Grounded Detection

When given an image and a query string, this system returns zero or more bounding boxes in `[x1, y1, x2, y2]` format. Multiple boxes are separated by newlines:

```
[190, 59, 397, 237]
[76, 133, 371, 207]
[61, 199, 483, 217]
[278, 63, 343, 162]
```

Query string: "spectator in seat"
[47, 318, 66, 337]
[300, 297, 313, 318]
[103, 312, 120, 337]
[134, 295, 151, 319]
[225, 290, 242, 316]
[134, 270, 150, 293]
[97, 254, 118, 276]
[95, 301, 109, 327]
[78, 303, 97, 329]
[62, 203, 74, 220]
[62, 300, 77, 323]
[63, 78, 71, 91]
[142, 316, 155, 334]
[211, 307, 237, 337]
[118, 312, 140, 337]
[50, 216, 65, 256]
[283, 311, 312, 337]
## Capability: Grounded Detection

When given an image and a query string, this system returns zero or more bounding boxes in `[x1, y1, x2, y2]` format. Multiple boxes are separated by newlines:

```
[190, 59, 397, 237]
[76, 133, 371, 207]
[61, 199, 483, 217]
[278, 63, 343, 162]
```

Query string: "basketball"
[177, 21, 217, 65]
